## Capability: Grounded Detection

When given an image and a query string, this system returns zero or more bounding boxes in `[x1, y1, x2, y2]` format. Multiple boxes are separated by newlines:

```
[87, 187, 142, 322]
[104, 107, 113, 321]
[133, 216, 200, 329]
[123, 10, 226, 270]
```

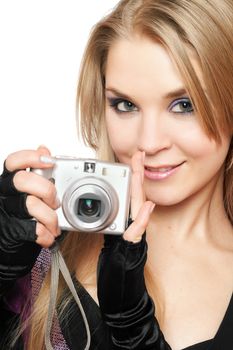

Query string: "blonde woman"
[0, 0, 233, 349]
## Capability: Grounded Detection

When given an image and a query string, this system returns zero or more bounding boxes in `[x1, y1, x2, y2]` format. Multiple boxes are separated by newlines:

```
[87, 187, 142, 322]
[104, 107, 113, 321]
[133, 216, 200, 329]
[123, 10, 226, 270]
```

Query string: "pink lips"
[144, 162, 184, 180]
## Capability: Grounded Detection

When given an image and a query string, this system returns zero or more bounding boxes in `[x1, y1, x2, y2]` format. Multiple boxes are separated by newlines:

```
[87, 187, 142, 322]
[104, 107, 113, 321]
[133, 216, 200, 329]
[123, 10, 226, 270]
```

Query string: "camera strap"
[45, 242, 91, 350]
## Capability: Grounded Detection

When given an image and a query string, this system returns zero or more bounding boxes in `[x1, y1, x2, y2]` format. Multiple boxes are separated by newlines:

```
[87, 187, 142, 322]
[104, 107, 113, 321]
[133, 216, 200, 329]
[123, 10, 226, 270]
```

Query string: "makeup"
[144, 163, 184, 180]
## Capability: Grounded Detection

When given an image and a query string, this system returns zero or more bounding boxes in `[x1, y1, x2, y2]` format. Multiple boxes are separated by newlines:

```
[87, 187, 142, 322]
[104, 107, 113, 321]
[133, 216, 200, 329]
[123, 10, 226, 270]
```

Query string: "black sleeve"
[97, 234, 171, 350]
[0, 198, 41, 296]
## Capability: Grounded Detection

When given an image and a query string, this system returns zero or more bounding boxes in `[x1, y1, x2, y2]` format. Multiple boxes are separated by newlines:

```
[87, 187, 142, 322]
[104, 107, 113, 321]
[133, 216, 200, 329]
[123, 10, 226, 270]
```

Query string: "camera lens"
[78, 198, 101, 217]
[62, 176, 119, 232]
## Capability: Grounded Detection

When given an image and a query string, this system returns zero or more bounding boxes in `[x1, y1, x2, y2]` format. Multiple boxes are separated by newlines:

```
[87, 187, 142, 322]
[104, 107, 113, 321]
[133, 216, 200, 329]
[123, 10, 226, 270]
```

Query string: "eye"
[107, 98, 138, 113]
[169, 98, 194, 115]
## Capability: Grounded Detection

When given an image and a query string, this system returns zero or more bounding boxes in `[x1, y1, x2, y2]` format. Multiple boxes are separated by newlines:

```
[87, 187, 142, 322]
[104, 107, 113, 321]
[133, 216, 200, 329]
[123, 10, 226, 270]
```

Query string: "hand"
[97, 152, 159, 349]
[124, 150, 155, 242]
[0, 145, 60, 248]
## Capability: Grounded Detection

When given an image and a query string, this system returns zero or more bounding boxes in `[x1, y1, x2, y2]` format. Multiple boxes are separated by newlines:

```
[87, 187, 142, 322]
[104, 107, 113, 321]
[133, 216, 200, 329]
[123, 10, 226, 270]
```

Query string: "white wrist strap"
[45, 243, 91, 350]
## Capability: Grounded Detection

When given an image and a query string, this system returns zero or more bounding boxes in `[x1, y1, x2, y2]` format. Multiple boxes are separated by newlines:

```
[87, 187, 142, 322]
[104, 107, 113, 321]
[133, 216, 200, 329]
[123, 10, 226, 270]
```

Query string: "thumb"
[37, 145, 51, 156]
[123, 201, 155, 243]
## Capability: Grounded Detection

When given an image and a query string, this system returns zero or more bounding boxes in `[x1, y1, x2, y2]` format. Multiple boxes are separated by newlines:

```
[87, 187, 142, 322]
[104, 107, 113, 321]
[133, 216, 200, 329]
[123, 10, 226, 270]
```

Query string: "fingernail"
[40, 155, 56, 164]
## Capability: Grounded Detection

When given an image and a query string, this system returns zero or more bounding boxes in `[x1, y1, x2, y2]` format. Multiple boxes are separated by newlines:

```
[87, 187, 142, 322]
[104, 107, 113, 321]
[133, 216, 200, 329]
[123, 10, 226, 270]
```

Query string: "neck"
[148, 170, 232, 246]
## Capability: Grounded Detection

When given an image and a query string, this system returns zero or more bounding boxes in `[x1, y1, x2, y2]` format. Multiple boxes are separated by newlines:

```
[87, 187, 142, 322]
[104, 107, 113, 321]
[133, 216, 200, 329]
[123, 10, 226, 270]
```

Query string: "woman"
[0, 0, 233, 349]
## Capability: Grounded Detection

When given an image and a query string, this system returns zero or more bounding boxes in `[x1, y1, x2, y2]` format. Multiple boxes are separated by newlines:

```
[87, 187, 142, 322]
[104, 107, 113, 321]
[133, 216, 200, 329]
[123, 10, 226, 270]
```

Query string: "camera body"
[33, 156, 131, 235]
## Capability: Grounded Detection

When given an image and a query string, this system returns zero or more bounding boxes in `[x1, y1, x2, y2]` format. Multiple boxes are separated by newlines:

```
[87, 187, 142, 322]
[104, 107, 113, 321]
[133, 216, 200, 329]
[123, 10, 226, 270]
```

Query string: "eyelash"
[168, 98, 194, 115]
[107, 98, 137, 114]
[107, 97, 194, 115]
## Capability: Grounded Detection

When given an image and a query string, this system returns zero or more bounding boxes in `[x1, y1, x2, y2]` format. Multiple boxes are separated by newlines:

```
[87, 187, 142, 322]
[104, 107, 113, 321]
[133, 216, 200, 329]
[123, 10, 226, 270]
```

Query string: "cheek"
[184, 137, 216, 159]
[177, 126, 230, 173]
[176, 124, 224, 159]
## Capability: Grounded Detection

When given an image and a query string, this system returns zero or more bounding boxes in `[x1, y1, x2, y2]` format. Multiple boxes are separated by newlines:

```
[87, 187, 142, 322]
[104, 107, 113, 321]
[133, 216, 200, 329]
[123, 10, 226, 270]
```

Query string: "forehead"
[105, 35, 203, 99]
[106, 35, 183, 92]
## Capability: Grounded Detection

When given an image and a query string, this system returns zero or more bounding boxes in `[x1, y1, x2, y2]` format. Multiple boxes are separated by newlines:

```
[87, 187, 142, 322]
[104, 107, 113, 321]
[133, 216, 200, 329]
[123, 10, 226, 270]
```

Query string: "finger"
[37, 145, 51, 155]
[26, 195, 60, 237]
[4, 147, 53, 172]
[0, 199, 55, 249]
[35, 222, 56, 248]
[123, 201, 155, 243]
[130, 151, 145, 220]
[13, 171, 59, 209]
[131, 150, 145, 182]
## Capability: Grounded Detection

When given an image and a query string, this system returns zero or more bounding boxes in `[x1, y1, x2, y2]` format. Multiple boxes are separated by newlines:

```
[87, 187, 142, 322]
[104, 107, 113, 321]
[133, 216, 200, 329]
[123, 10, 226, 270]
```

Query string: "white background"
[0, 1, 119, 166]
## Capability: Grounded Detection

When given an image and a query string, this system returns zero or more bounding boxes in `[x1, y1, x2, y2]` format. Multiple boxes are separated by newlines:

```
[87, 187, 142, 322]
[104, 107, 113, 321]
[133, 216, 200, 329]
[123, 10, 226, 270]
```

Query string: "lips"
[144, 162, 184, 180]
[145, 166, 175, 173]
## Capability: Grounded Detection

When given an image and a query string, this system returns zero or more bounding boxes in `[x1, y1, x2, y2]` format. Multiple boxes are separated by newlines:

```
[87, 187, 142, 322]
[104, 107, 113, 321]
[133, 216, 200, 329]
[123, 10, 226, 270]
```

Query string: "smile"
[144, 162, 184, 180]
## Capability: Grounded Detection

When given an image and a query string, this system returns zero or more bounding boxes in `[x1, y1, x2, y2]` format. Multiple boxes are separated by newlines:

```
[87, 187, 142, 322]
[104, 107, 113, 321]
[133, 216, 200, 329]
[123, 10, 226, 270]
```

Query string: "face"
[104, 35, 230, 206]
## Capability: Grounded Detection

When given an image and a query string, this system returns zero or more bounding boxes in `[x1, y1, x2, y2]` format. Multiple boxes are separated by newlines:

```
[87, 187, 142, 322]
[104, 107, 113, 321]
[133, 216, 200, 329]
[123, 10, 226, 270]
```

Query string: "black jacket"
[0, 201, 232, 349]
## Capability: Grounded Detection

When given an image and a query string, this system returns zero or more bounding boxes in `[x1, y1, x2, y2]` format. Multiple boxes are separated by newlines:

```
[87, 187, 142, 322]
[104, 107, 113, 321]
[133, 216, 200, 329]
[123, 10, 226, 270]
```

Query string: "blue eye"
[107, 98, 138, 113]
[169, 98, 194, 115]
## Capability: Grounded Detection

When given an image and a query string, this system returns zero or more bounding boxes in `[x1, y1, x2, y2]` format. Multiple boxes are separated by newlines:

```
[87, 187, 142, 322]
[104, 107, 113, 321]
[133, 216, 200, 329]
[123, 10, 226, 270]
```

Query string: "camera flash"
[84, 162, 96, 173]
[102, 167, 127, 177]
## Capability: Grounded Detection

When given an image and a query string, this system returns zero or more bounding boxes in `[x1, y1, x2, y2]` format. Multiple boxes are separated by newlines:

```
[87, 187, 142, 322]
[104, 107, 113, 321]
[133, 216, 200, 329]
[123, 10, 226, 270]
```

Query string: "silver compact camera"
[33, 156, 131, 235]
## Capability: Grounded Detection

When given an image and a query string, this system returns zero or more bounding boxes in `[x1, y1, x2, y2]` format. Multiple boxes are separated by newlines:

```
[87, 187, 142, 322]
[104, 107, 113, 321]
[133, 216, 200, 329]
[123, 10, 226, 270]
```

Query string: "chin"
[147, 198, 182, 207]
[145, 188, 188, 207]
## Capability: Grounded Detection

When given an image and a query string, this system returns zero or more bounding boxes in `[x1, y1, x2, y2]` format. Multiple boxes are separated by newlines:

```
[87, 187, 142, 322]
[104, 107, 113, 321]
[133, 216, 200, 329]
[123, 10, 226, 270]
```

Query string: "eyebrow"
[105, 87, 189, 101]
[105, 88, 135, 102]
[164, 87, 188, 99]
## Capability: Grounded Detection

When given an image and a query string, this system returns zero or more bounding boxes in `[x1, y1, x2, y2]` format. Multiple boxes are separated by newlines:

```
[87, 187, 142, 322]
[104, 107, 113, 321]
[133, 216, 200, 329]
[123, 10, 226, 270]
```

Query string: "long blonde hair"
[27, 0, 233, 347]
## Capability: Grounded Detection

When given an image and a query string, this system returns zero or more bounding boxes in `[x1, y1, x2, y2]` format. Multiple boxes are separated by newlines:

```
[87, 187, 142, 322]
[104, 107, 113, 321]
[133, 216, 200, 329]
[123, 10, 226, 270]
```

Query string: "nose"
[137, 110, 172, 155]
